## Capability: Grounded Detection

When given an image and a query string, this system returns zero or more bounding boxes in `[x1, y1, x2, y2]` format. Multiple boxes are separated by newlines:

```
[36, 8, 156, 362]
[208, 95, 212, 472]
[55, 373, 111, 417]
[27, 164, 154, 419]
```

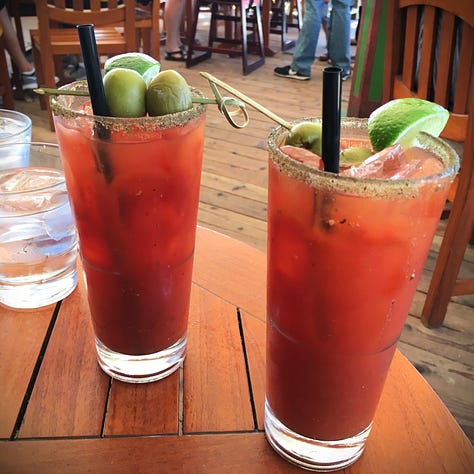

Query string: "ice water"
[0, 167, 77, 309]
[0, 110, 32, 168]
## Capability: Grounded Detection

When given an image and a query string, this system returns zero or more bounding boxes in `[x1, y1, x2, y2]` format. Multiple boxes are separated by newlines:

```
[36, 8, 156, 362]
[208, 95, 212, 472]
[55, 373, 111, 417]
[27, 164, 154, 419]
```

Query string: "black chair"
[186, 0, 265, 75]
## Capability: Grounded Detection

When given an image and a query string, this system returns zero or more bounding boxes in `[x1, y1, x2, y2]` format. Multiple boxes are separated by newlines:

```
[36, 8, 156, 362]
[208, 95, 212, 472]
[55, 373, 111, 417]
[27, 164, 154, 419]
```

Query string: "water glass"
[0, 142, 78, 309]
[0, 109, 32, 168]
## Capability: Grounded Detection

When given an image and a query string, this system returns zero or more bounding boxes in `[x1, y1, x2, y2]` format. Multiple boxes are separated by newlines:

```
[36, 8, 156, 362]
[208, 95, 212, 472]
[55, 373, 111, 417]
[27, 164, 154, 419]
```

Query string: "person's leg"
[0, 5, 33, 73]
[327, 0, 351, 78]
[165, 0, 186, 58]
[290, 0, 324, 76]
[319, 1, 330, 61]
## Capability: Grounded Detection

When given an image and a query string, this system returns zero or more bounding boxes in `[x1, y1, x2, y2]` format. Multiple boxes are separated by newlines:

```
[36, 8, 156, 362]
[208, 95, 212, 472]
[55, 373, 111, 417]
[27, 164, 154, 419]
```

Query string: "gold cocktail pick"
[35, 74, 293, 131]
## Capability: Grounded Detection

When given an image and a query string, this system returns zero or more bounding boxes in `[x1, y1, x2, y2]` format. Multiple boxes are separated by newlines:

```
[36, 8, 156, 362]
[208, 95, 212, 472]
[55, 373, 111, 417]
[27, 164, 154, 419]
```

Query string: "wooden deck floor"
[11, 34, 473, 444]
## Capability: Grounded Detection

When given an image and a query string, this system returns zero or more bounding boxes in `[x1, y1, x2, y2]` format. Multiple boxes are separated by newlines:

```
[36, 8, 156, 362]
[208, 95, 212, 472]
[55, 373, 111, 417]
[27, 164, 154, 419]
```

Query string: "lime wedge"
[104, 53, 160, 76]
[368, 98, 449, 151]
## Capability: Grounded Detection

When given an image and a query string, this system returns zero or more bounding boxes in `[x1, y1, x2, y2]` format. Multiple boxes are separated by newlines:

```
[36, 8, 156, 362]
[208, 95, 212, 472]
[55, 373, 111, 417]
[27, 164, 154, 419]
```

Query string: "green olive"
[286, 122, 323, 156]
[339, 147, 373, 167]
[146, 70, 192, 116]
[103, 68, 146, 118]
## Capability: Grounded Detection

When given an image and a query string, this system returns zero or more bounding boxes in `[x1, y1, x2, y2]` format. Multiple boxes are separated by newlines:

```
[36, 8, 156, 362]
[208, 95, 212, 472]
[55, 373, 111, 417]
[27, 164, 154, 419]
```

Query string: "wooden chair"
[383, 0, 474, 328]
[269, 0, 302, 51]
[135, 0, 165, 60]
[30, 0, 138, 130]
[0, 29, 15, 110]
[186, 0, 265, 75]
[6, 0, 36, 98]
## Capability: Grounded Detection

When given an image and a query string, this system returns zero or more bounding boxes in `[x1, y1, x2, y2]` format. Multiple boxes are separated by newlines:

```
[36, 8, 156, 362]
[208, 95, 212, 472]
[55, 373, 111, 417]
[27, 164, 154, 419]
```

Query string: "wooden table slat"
[18, 278, 109, 438]
[184, 285, 255, 433]
[0, 306, 53, 438]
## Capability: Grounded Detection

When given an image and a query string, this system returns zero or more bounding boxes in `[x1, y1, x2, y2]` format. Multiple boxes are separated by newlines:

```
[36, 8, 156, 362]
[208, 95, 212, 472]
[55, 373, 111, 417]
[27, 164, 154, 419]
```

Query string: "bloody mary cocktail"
[51, 81, 206, 383]
[265, 118, 458, 471]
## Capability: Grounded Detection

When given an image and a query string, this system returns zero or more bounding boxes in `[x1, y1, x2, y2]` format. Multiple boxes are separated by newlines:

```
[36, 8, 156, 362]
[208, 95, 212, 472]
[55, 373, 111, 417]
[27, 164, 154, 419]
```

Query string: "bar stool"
[186, 0, 265, 75]
[270, 0, 302, 51]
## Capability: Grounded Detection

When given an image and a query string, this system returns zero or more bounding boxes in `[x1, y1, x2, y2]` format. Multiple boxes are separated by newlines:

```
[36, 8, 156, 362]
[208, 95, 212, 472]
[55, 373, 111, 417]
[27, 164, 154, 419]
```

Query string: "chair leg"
[31, 42, 47, 111]
[421, 168, 474, 327]
[186, 2, 212, 68]
[242, 1, 265, 75]
[0, 36, 15, 109]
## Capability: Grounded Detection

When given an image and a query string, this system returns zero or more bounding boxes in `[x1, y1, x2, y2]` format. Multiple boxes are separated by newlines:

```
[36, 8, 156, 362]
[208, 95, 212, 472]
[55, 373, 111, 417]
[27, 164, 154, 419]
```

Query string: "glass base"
[264, 399, 371, 472]
[0, 266, 77, 310]
[95, 334, 187, 383]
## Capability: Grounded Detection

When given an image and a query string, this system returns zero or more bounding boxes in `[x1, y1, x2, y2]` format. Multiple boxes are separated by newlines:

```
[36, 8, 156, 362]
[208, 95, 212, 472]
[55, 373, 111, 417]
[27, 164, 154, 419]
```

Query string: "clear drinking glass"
[265, 118, 459, 471]
[0, 109, 32, 168]
[0, 142, 78, 309]
[51, 81, 207, 383]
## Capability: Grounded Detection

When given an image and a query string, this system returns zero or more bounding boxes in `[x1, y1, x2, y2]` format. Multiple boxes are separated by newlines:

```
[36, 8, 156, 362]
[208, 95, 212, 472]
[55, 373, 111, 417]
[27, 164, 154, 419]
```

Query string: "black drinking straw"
[77, 24, 113, 181]
[77, 24, 109, 117]
[322, 67, 342, 173]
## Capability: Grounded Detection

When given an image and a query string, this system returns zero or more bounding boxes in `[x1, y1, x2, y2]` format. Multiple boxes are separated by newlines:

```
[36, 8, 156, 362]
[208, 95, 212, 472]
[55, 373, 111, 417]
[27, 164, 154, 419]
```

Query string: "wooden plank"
[0, 306, 53, 438]
[1, 353, 473, 473]
[18, 277, 109, 438]
[200, 171, 267, 203]
[434, 11, 456, 107]
[240, 311, 266, 430]
[197, 203, 267, 252]
[0, 434, 302, 473]
[398, 339, 474, 441]
[365, 351, 474, 474]
[184, 285, 255, 432]
[193, 227, 266, 320]
[199, 185, 267, 221]
[104, 372, 179, 436]
[418, 6, 437, 100]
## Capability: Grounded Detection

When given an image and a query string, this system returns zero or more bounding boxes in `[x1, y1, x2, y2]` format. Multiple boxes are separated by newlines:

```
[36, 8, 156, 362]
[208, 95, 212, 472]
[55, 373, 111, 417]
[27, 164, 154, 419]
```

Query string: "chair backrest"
[35, 0, 137, 52]
[383, 0, 473, 143]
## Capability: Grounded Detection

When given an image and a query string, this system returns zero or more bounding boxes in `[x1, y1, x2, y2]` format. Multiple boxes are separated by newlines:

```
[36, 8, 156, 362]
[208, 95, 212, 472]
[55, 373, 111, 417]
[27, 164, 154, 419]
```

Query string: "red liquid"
[266, 143, 452, 441]
[55, 114, 205, 355]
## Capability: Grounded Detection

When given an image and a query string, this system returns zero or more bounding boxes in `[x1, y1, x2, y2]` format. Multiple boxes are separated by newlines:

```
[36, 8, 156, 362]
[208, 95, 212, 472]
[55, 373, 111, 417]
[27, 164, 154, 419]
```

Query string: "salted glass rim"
[50, 80, 207, 131]
[268, 117, 460, 198]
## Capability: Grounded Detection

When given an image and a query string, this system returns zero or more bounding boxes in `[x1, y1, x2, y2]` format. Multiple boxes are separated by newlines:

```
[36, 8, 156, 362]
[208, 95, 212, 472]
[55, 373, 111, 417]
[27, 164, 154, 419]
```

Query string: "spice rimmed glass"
[51, 81, 206, 383]
[265, 118, 459, 471]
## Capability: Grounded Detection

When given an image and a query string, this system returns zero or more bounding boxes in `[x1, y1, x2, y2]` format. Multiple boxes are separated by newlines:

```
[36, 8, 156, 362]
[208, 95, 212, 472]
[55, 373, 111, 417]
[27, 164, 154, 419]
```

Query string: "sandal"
[165, 45, 186, 62]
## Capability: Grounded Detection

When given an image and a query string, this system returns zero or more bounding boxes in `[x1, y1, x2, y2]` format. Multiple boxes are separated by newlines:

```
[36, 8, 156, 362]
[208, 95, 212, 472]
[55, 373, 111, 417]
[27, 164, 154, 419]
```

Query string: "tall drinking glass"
[265, 118, 459, 471]
[51, 81, 206, 383]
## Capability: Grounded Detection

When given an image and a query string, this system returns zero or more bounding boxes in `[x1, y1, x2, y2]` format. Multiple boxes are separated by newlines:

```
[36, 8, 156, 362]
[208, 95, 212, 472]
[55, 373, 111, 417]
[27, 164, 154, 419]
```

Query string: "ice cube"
[342, 145, 406, 178]
[280, 145, 324, 170]
[0, 168, 63, 193]
[342, 144, 444, 179]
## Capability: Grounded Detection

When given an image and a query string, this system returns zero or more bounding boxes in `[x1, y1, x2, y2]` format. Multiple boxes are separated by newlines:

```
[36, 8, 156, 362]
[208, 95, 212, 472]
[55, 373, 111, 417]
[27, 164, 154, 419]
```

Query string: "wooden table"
[1, 227, 473, 473]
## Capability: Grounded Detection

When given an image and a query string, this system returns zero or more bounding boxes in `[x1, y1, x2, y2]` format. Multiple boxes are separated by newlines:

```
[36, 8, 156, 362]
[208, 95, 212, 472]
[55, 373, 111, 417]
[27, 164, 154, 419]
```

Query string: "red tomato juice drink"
[265, 118, 459, 471]
[51, 81, 206, 383]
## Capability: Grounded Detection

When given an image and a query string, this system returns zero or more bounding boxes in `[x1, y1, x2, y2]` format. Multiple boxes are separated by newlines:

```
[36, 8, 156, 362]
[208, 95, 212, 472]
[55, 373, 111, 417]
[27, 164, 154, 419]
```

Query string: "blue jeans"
[328, 0, 352, 75]
[291, 0, 324, 77]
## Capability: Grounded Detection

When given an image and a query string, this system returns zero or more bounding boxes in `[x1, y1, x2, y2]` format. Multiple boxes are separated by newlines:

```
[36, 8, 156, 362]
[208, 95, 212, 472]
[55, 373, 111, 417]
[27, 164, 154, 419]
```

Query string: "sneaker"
[341, 71, 352, 81]
[20, 69, 38, 90]
[274, 65, 310, 81]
